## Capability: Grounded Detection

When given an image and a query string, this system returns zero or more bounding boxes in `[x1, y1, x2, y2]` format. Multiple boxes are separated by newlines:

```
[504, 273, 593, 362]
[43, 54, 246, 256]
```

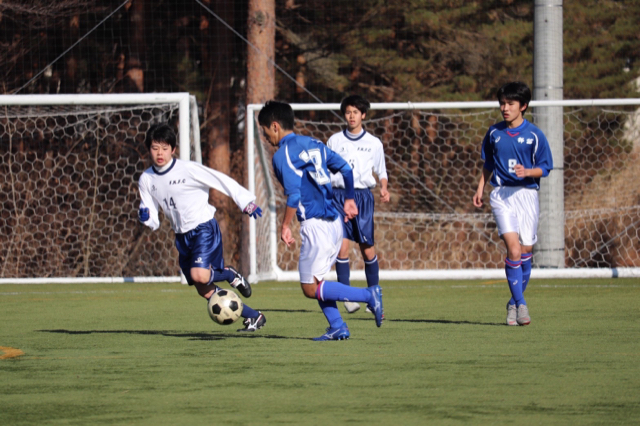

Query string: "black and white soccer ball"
[207, 289, 243, 325]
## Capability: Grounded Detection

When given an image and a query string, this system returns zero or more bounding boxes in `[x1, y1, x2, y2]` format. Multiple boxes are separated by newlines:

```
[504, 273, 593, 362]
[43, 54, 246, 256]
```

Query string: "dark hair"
[340, 95, 370, 116]
[258, 100, 295, 130]
[145, 123, 177, 150]
[496, 82, 532, 114]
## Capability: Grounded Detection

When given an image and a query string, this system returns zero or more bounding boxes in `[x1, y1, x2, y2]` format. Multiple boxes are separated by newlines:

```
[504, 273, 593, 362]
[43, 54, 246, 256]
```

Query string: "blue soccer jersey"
[481, 119, 553, 189]
[272, 133, 354, 222]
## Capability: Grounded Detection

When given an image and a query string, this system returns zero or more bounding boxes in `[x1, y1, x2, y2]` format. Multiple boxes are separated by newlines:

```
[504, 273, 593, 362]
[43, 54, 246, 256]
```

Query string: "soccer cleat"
[225, 265, 252, 298]
[312, 323, 350, 341]
[506, 303, 518, 326]
[344, 301, 361, 313]
[364, 305, 385, 321]
[237, 312, 266, 332]
[516, 304, 531, 326]
[367, 285, 384, 327]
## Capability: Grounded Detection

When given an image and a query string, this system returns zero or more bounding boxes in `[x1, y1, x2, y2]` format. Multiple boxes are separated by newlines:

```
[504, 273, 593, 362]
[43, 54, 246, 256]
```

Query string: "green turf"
[1, 278, 639, 425]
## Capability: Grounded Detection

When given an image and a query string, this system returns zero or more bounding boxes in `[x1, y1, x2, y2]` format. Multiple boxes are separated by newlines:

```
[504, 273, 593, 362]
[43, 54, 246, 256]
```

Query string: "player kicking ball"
[258, 101, 383, 341]
[473, 82, 553, 326]
[137, 123, 267, 332]
[327, 95, 390, 315]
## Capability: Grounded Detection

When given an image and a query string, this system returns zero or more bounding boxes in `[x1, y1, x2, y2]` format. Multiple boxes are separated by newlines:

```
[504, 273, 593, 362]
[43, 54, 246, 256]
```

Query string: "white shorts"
[298, 217, 342, 284]
[490, 186, 539, 246]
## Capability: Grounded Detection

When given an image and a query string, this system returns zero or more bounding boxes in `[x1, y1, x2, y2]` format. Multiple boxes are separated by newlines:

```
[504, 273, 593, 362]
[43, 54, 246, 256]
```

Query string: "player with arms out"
[258, 101, 383, 341]
[327, 95, 390, 314]
[473, 82, 553, 326]
[137, 123, 267, 332]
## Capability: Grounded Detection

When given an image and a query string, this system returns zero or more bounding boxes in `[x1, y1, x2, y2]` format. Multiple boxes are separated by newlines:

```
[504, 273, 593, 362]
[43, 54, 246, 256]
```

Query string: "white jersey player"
[327, 95, 390, 315]
[137, 123, 267, 332]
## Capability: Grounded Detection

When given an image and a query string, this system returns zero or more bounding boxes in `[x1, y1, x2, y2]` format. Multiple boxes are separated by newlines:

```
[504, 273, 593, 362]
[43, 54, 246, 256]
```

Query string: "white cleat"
[506, 303, 517, 326]
[344, 301, 361, 313]
[516, 304, 531, 326]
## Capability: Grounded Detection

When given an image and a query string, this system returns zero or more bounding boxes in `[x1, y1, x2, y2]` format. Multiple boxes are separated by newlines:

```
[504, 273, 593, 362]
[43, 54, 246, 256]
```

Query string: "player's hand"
[138, 207, 150, 222]
[472, 189, 484, 208]
[514, 164, 527, 178]
[343, 199, 358, 222]
[281, 225, 295, 247]
[243, 202, 262, 219]
[380, 188, 390, 203]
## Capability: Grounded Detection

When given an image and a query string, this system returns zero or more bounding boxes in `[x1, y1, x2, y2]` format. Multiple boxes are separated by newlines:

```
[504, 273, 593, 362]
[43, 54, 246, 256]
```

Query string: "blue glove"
[138, 207, 150, 222]
[243, 202, 262, 219]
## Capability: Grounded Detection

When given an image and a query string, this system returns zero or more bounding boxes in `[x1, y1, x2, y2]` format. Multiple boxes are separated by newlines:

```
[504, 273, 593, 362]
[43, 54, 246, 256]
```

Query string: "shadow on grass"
[38, 329, 309, 341]
[349, 318, 505, 326]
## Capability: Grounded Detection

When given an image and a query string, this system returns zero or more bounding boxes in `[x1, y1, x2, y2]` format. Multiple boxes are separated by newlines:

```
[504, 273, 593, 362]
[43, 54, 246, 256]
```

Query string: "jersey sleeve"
[373, 139, 388, 181]
[533, 130, 553, 177]
[187, 162, 256, 211]
[481, 128, 495, 172]
[273, 145, 302, 209]
[325, 145, 355, 199]
[138, 173, 160, 231]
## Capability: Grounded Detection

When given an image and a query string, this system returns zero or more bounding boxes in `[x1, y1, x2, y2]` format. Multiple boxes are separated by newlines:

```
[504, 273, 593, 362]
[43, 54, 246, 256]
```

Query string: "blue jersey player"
[137, 123, 267, 332]
[473, 82, 553, 326]
[258, 101, 383, 341]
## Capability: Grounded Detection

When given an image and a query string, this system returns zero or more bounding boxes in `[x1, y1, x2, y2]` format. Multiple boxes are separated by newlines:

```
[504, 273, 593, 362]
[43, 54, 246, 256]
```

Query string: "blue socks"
[316, 280, 372, 304]
[213, 268, 235, 283]
[241, 304, 260, 319]
[508, 253, 532, 306]
[505, 257, 525, 307]
[364, 255, 379, 288]
[318, 300, 343, 328]
[335, 257, 350, 286]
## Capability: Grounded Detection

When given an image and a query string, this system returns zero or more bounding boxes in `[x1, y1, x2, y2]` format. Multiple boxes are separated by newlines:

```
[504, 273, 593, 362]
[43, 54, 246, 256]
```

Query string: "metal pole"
[533, 0, 565, 268]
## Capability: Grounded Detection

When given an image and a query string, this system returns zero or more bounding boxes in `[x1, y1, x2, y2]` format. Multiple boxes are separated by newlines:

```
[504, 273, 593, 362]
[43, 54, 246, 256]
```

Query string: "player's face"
[261, 124, 279, 146]
[149, 141, 175, 168]
[344, 105, 365, 133]
[499, 98, 526, 127]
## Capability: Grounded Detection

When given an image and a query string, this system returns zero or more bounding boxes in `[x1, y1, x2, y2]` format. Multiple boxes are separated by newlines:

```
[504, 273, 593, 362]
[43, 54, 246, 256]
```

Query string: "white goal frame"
[247, 99, 640, 282]
[0, 92, 197, 284]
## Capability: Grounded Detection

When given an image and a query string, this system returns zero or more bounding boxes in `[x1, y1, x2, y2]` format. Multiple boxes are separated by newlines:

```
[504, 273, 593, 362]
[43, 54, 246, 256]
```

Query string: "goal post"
[247, 99, 640, 282]
[0, 93, 198, 284]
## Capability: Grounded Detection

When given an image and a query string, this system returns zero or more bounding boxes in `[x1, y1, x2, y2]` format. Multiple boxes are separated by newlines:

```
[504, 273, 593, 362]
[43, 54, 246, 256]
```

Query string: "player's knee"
[190, 268, 210, 285]
[300, 283, 317, 299]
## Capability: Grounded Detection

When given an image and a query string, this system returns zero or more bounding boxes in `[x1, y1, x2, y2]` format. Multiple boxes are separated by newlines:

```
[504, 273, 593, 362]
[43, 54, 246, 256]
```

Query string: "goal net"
[247, 100, 640, 281]
[0, 93, 198, 283]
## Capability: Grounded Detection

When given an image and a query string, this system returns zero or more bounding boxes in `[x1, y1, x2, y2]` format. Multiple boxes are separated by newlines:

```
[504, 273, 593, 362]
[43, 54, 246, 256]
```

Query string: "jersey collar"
[279, 132, 297, 147]
[152, 158, 177, 175]
[343, 129, 366, 141]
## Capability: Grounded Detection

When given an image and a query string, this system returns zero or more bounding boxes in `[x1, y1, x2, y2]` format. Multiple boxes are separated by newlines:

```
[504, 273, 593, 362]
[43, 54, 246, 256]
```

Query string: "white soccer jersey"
[327, 130, 388, 189]
[138, 158, 255, 233]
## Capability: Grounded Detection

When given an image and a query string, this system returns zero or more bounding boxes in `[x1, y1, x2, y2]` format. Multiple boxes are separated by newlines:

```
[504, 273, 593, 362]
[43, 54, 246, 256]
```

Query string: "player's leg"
[513, 189, 539, 326]
[490, 187, 525, 325]
[360, 244, 379, 288]
[299, 218, 383, 339]
[192, 281, 264, 331]
[190, 219, 252, 297]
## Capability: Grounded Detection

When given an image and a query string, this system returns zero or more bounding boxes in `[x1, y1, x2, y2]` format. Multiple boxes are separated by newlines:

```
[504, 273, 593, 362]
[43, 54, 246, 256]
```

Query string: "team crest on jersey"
[518, 137, 525, 144]
[170, 179, 186, 185]
[357, 147, 371, 152]
[526, 138, 534, 145]
[151, 185, 157, 194]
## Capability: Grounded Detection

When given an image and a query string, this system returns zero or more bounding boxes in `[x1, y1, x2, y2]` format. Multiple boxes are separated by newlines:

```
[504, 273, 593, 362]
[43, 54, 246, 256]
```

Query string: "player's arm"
[137, 175, 160, 230]
[189, 162, 261, 218]
[273, 148, 304, 242]
[473, 165, 493, 208]
[373, 142, 390, 203]
[280, 206, 297, 247]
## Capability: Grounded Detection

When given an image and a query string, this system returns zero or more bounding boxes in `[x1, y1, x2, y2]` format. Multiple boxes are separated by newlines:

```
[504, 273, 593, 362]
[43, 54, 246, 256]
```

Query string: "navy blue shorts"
[174, 218, 224, 285]
[332, 188, 375, 246]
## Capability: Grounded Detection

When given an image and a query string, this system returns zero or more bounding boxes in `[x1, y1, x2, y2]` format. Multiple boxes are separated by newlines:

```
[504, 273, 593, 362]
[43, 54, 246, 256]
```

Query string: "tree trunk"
[125, 0, 146, 92]
[243, 0, 276, 276]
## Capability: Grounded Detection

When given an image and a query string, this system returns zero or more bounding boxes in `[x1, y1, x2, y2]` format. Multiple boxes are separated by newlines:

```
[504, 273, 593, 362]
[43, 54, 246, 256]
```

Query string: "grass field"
[1, 278, 639, 425]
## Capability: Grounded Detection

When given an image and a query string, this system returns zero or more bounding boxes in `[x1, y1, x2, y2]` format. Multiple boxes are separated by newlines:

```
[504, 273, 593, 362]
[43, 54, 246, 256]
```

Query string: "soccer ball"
[207, 289, 243, 325]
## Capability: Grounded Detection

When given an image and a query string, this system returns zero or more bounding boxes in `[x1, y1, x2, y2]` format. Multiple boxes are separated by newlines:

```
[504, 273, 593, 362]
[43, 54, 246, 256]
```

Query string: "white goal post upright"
[247, 99, 640, 282]
[0, 93, 197, 284]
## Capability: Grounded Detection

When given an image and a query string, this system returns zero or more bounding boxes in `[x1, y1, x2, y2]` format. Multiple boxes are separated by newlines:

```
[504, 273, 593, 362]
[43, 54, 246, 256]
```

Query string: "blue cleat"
[312, 323, 350, 341]
[367, 285, 384, 327]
